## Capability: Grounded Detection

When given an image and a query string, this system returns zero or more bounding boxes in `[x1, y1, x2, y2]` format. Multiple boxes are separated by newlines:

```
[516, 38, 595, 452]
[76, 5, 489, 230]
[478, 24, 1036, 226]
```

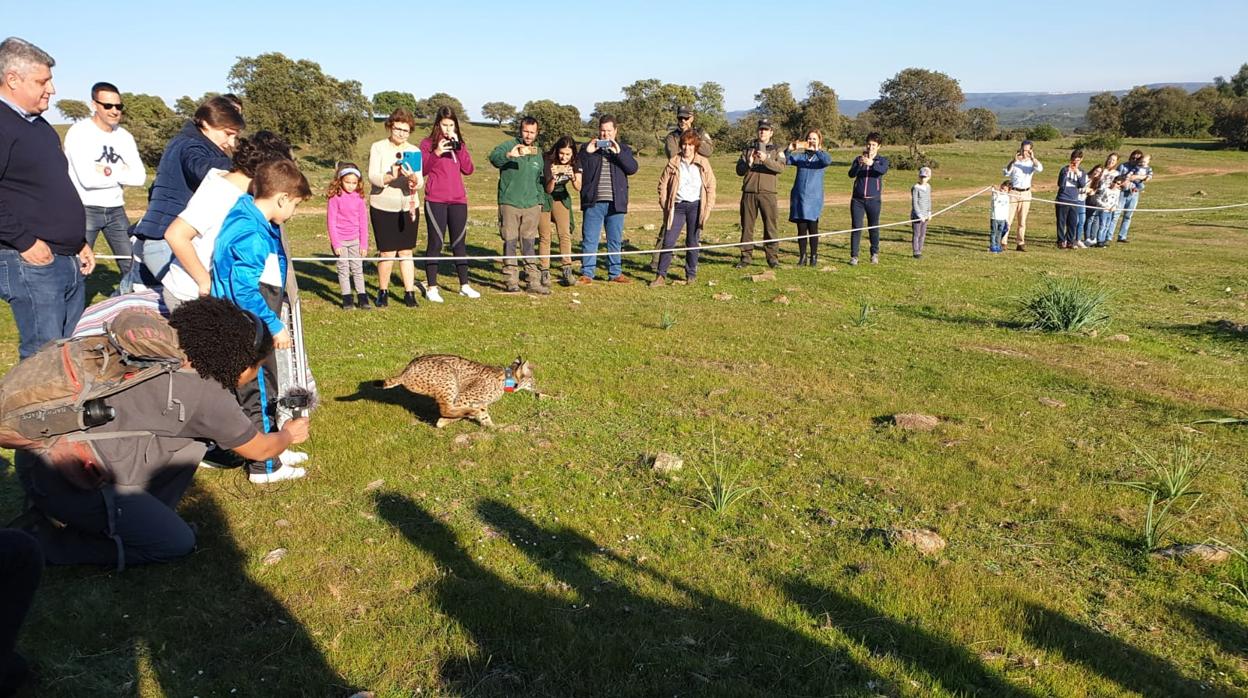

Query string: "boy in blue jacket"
[212, 159, 312, 483]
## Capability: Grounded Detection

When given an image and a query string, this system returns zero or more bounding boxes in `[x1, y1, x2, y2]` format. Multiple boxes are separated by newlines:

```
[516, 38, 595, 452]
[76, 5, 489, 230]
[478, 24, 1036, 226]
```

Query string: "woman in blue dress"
[786, 129, 833, 266]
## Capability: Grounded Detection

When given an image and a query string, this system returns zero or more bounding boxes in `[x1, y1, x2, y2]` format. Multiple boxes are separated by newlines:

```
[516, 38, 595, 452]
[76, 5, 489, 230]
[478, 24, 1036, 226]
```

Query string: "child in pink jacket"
[327, 163, 370, 309]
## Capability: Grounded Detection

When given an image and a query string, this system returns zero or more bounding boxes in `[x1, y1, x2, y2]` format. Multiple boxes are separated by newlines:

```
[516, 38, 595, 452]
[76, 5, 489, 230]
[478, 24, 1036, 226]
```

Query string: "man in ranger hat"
[733, 118, 785, 269]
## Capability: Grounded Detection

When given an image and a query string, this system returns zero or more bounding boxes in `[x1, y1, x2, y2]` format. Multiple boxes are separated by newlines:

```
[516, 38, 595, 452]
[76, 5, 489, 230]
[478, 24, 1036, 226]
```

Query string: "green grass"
[3, 137, 1248, 696]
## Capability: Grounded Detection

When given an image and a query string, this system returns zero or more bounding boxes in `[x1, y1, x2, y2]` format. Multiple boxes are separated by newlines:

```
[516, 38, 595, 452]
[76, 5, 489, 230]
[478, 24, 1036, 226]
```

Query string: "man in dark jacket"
[0, 37, 95, 360]
[576, 114, 639, 284]
[734, 118, 785, 268]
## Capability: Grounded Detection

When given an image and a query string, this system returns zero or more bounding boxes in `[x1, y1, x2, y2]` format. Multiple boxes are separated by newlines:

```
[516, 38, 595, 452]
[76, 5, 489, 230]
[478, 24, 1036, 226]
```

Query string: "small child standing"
[1094, 174, 1127, 247]
[212, 159, 313, 484]
[989, 180, 1012, 253]
[327, 163, 371, 310]
[910, 166, 933, 258]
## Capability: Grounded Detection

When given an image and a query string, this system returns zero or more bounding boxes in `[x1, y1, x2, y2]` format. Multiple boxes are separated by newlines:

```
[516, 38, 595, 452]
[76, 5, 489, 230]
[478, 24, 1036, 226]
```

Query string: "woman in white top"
[367, 108, 424, 307]
[651, 130, 716, 286]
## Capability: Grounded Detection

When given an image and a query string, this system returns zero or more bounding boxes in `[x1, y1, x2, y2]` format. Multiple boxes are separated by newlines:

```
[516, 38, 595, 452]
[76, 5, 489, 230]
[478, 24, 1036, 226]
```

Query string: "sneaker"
[870, 253, 879, 264]
[356, 292, 371, 310]
[403, 291, 419, 307]
[1118, 238, 1130, 244]
[913, 253, 922, 259]
[249, 464, 307, 484]
[459, 284, 481, 299]
[686, 274, 697, 284]
[575, 276, 593, 286]
[1074, 240, 1087, 249]
[1016, 244, 1026, 252]
[649, 276, 666, 288]
[426, 286, 444, 303]
[609, 275, 632, 284]
[849, 257, 859, 266]
[279, 449, 309, 467]
[341, 294, 354, 310]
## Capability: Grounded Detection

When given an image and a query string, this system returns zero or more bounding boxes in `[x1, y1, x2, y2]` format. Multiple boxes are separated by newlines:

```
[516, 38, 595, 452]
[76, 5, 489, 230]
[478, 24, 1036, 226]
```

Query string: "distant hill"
[727, 83, 1211, 131]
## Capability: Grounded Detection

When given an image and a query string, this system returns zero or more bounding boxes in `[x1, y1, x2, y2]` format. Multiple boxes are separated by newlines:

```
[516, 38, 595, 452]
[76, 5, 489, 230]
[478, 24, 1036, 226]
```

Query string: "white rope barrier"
[90, 185, 1246, 265]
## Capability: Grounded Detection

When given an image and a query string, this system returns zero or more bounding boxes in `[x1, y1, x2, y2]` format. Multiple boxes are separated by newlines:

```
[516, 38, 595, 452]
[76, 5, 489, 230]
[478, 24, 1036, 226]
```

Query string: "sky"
[11, 0, 1246, 123]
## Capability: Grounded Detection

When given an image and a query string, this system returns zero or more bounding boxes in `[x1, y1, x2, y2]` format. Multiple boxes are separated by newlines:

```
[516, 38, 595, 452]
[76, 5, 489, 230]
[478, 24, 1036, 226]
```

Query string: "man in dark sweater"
[0, 37, 94, 359]
[734, 118, 785, 268]
[576, 114, 638, 284]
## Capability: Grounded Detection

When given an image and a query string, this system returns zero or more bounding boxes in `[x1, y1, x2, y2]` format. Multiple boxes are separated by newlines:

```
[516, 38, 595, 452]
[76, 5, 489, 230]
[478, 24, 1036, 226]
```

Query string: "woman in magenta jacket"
[418, 106, 477, 302]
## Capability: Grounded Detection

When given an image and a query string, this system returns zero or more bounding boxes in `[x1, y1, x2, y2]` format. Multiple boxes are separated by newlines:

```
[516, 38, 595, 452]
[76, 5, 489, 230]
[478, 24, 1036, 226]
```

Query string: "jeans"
[123, 237, 173, 291]
[1075, 205, 1087, 242]
[849, 197, 881, 258]
[84, 205, 132, 277]
[580, 201, 625, 280]
[990, 219, 1007, 250]
[1115, 191, 1139, 240]
[1055, 203, 1080, 246]
[657, 200, 701, 278]
[0, 249, 86, 359]
[1096, 209, 1115, 244]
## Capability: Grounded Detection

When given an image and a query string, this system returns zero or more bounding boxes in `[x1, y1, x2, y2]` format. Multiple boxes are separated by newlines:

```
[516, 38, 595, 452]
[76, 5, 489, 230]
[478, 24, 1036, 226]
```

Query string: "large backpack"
[0, 308, 186, 451]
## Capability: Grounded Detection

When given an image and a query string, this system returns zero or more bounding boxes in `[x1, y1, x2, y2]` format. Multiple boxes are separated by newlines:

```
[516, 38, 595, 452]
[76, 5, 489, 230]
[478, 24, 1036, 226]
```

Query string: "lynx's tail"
[376, 376, 402, 389]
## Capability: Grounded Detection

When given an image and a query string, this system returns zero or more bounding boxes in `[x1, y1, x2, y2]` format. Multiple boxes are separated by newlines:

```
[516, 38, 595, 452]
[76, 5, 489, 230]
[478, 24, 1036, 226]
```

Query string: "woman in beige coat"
[651, 130, 716, 286]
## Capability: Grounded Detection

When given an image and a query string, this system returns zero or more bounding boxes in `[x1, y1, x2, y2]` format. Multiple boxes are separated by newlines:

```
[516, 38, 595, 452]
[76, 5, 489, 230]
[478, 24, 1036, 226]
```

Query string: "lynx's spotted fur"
[379, 355, 534, 428]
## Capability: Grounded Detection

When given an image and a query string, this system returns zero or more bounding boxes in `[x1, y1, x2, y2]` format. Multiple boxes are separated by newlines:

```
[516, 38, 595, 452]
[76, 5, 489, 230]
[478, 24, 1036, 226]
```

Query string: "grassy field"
[3, 132, 1248, 696]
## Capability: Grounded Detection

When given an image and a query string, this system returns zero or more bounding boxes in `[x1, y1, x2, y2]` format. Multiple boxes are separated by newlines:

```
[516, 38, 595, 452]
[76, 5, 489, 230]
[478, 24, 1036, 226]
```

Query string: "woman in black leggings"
[848, 132, 890, 265]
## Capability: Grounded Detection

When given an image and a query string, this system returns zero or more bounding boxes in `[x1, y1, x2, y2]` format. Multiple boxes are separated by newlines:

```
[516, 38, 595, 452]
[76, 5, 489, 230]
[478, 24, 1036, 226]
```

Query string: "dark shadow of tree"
[9, 492, 355, 697]
[783, 579, 1039, 697]
[1019, 600, 1235, 697]
[1176, 603, 1248, 664]
[374, 492, 893, 697]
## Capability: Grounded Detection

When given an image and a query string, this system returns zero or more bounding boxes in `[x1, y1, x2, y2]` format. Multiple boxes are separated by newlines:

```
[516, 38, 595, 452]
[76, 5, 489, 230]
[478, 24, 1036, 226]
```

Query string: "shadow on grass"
[1185, 222, 1248, 232]
[1155, 319, 1248, 346]
[84, 264, 123, 305]
[373, 492, 893, 696]
[894, 303, 1024, 330]
[1176, 603, 1248, 658]
[12, 493, 355, 696]
[335, 379, 442, 425]
[1019, 600, 1234, 697]
[783, 579, 1039, 697]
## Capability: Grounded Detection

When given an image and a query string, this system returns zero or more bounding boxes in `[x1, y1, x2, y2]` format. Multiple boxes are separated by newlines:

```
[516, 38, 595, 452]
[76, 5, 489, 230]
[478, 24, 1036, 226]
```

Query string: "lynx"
[379, 355, 534, 428]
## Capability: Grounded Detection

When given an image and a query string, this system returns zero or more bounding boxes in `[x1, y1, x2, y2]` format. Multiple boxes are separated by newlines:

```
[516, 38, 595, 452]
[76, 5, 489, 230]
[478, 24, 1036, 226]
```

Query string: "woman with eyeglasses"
[367, 108, 424, 307]
[128, 96, 242, 291]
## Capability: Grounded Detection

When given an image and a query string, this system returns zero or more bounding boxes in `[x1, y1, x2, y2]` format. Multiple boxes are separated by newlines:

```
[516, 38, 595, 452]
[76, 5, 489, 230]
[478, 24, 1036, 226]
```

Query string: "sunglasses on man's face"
[94, 100, 124, 112]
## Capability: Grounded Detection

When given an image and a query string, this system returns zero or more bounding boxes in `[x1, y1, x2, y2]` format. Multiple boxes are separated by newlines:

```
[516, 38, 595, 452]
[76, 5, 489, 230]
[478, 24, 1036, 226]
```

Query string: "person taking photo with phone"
[489, 116, 547, 294]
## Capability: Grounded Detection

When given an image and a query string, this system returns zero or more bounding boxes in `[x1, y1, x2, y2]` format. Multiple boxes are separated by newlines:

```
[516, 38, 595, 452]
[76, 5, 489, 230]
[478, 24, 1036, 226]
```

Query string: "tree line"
[53, 54, 1248, 169]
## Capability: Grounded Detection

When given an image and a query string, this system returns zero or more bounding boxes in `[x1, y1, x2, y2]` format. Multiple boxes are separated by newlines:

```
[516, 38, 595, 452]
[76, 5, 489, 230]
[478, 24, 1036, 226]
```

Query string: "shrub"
[1016, 277, 1111, 333]
[1025, 123, 1061, 141]
[891, 152, 939, 171]
[1073, 132, 1123, 151]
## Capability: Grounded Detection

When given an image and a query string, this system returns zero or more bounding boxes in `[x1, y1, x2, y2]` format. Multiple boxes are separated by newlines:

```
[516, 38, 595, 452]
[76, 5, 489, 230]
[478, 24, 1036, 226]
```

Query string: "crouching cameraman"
[12, 296, 310, 569]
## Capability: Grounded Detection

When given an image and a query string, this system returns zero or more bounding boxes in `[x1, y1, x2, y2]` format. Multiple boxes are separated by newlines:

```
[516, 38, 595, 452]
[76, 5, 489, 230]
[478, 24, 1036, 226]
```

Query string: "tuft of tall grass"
[1110, 441, 1209, 550]
[690, 433, 759, 516]
[1016, 277, 1111, 333]
[853, 300, 876, 328]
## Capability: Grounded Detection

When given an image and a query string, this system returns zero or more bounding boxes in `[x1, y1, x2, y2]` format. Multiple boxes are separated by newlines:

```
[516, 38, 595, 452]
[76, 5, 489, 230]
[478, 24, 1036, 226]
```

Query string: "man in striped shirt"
[576, 114, 639, 284]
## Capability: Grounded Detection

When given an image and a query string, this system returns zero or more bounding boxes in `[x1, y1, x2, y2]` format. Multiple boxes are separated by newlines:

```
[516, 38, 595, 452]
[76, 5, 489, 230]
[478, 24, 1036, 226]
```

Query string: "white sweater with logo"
[64, 119, 146, 207]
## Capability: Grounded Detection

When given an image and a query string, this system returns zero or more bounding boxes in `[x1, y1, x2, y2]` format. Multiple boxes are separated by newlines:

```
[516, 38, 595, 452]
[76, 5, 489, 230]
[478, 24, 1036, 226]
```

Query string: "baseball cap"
[918, 166, 932, 178]
[757, 118, 773, 130]
[676, 105, 693, 118]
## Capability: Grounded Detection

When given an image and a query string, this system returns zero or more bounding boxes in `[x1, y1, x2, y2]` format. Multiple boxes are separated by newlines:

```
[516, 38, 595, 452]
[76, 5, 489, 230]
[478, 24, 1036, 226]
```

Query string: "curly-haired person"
[12, 296, 310, 569]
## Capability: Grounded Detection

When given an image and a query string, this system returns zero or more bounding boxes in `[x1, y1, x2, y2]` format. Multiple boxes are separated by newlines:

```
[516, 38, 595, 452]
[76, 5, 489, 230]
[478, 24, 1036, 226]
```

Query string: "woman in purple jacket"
[848, 132, 889, 265]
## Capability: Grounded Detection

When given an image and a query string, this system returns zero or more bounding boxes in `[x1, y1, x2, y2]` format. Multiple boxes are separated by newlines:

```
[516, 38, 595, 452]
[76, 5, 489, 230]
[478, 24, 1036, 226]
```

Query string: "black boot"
[376, 289, 389, 307]
[341, 294, 354, 310]
[356, 292, 371, 310]
[809, 254, 818, 267]
[403, 290, 419, 307]
[797, 253, 807, 266]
